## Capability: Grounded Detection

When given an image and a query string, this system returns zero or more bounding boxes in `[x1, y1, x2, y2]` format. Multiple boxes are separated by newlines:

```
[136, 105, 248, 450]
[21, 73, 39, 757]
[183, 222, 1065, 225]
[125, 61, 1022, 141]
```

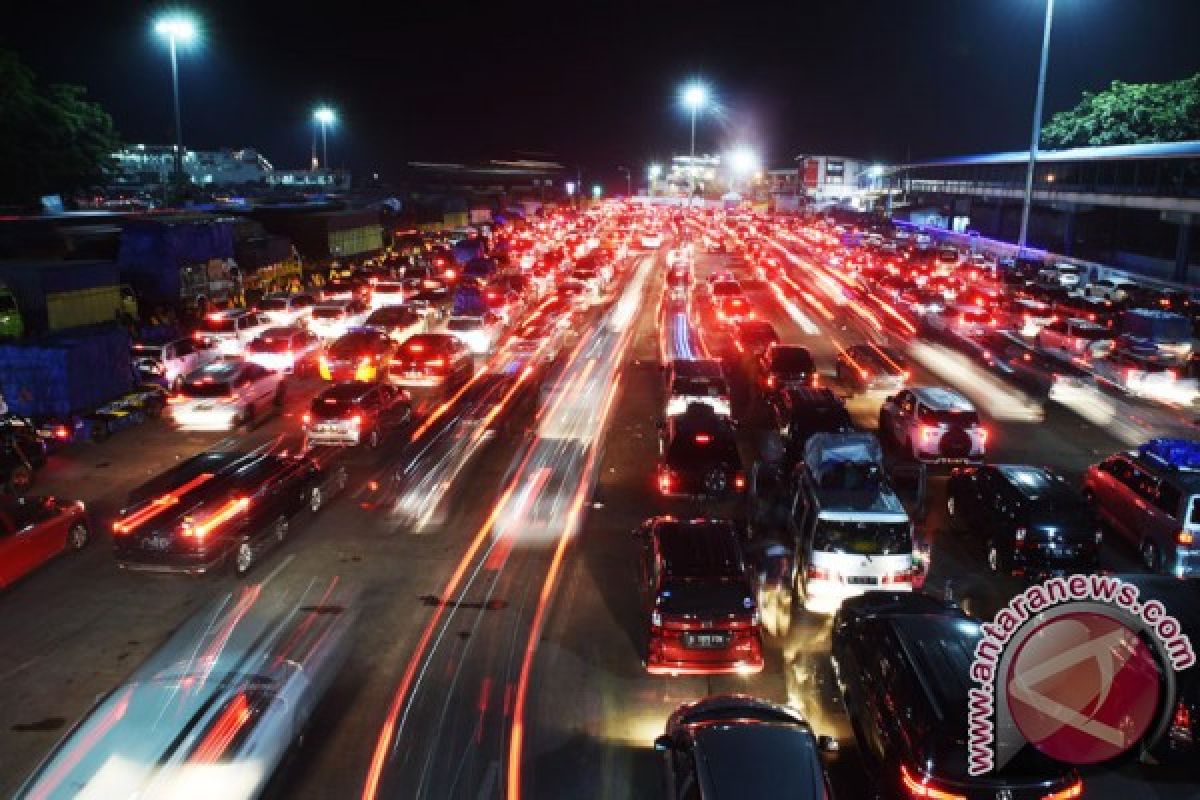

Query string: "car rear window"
[771, 348, 814, 371]
[813, 520, 911, 555]
[313, 306, 346, 319]
[260, 298, 289, 311]
[672, 376, 728, 397]
[447, 318, 483, 332]
[199, 317, 237, 333]
[917, 408, 980, 427]
[182, 379, 233, 398]
[330, 332, 379, 356]
[311, 392, 363, 419]
[657, 579, 752, 616]
[248, 335, 294, 353]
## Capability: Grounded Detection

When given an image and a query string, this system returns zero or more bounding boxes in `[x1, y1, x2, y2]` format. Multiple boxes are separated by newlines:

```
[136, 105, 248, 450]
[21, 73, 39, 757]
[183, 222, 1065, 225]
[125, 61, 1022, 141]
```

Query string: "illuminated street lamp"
[565, 181, 577, 196]
[313, 106, 337, 170]
[679, 82, 710, 160]
[153, 12, 198, 194]
[592, 184, 603, 199]
[648, 164, 663, 180]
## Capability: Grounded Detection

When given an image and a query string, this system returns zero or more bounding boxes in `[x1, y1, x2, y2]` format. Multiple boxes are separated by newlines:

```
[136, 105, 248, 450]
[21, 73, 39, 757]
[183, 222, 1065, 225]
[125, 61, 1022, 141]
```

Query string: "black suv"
[831, 592, 1083, 800]
[947, 464, 1102, 576]
[767, 388, 853, 467]
[657, 404, 744, 498]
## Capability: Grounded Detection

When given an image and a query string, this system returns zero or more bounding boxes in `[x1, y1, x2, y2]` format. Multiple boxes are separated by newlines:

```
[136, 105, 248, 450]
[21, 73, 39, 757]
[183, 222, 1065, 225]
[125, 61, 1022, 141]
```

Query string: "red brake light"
[426, 358, 446, 369]
[733, 472, 746, 490]
[694, 433, 712, 444]
[350, 415, 363, 426]
[657, 470, 673, 494]
[1041, 779, 1084, 800]
[409, 342, 424, 353]
[302, 412, 312, 426]
[53, 425, 70, 440]
[899, 764, 967, 800]
[806, 565, 833, 581]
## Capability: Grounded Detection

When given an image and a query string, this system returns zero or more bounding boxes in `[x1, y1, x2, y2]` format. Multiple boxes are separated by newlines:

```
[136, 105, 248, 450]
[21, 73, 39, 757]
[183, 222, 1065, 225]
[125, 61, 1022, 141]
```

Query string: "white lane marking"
[257, 552, 296, 589]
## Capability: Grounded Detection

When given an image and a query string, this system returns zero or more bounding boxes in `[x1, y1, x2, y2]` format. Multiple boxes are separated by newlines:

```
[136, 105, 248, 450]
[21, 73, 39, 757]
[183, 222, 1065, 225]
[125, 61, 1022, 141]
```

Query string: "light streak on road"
[907, 342, 1044, 422]
[767, 284, 820, 334]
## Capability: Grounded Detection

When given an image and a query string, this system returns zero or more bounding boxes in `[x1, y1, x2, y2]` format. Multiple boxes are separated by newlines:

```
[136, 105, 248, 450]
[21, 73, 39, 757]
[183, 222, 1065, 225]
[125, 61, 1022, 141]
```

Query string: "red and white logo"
[1005, 611, 1163, 764]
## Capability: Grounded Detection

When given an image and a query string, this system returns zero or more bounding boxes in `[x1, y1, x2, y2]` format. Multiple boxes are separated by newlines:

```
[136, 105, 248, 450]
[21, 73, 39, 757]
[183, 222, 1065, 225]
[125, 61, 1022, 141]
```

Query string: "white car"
[258, 293, 315, 327]
[1084, 277, 1137, 302]
[195, 310, 273, 356]
[369, 281, 410, 310]
[132, 337, 220, 392]
[309, 299, 371, 341]
[879, 387, 987, 463]
[664, 359, 732, 419]
[1035, 318, 1114, 359]
[170, 360, 285, 431]
[245, 326, 322, 374]
[444, 313, 504, 355]
[365, 305, 427, 343]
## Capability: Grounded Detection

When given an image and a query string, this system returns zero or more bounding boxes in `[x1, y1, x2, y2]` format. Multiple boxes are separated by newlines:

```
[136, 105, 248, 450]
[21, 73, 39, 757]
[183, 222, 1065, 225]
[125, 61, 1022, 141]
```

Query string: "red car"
[0, 495, 89, 588]
[635, 517, 763, 676]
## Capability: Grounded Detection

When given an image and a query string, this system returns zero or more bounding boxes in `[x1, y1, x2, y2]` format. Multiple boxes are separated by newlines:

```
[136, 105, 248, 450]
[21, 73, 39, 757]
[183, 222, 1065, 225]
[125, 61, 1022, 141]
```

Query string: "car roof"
[694, 723, 824, 799]
[260, 326, 304, 337]
[911, 387, 973, 411]
[889, 614, 982, 727]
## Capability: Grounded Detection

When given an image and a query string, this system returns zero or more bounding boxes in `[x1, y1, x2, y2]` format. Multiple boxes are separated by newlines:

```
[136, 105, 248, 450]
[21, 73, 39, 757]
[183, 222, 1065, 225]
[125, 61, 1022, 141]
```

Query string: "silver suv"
[879, 387, 987, 463]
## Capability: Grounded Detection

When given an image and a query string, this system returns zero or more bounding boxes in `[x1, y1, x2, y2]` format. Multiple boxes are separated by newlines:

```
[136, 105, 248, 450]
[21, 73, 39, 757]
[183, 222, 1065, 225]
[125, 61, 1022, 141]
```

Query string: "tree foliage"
[0, 49, 122, 208]
[1041, 73, 1200, 149]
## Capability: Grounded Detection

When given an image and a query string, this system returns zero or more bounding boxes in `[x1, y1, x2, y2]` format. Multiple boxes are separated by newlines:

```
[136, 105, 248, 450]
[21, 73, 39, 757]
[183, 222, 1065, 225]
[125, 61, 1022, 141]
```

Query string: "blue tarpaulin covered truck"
[118, 217, 238, 307]
[0, 260, 133, 337]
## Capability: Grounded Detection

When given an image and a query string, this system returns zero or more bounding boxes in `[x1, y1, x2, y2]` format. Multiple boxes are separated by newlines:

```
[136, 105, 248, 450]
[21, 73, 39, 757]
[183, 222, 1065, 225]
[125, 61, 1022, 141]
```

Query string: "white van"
[787, 433, 917, 613]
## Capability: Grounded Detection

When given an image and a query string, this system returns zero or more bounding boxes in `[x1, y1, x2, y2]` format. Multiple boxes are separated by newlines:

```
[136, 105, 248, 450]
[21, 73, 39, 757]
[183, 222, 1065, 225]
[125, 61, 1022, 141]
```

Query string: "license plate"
[194, 404, 213, 411]
[142, 535, 171, 551]
[845, 575, 879, 586]
[406, 370, 423, 378]
[317, 424, 340, 433]
[684, 632, 730, 649]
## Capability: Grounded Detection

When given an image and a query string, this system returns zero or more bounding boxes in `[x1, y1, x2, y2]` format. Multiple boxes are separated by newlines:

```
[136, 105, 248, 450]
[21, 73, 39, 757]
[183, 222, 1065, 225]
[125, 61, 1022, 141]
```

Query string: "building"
[647, 154, 765, 201]
[111, 145, 349, 192]
[764, 155, 884, 212]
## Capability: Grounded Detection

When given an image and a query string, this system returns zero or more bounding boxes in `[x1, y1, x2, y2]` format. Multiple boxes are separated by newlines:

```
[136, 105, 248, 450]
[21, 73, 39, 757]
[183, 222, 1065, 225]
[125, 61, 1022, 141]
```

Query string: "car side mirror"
[653, 735, 673, 753]
[817, 735, 840, 753]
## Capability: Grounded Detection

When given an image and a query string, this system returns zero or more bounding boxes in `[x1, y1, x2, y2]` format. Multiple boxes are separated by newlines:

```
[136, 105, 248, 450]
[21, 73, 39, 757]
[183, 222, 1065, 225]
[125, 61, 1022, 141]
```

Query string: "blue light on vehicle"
[1139, 438, 1200, 471]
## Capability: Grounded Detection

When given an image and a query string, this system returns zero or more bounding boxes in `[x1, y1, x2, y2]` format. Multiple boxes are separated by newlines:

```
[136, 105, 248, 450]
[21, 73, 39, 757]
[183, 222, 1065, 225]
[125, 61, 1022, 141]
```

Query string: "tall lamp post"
[313, 107, 337, 170]
[680, 82, 710, 196]
[1018, 0, 1055, 255]
[616, 166, 632, 197]
[153, 13, 197, 197]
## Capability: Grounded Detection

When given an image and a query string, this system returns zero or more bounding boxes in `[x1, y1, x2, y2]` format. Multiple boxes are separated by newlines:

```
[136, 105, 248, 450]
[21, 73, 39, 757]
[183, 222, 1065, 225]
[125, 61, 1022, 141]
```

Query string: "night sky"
[6, 0, 1200, 188]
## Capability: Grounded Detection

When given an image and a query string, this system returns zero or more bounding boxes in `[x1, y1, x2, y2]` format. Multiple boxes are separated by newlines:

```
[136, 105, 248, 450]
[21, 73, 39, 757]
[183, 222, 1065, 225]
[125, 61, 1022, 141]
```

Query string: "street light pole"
[1018, 0, 1055, 255]
[321, 121, 329, 170]
[167, 35, 184, 191]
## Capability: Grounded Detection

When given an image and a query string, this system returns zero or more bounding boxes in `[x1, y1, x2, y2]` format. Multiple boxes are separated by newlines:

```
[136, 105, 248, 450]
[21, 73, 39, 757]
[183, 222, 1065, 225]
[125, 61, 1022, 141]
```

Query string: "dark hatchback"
[657, 405, 745, 498]
[831, 592, 1083, 800]
[112, 450, 345, 576]
[947, 465, 1102, 576]
[655, 695, 835, 798]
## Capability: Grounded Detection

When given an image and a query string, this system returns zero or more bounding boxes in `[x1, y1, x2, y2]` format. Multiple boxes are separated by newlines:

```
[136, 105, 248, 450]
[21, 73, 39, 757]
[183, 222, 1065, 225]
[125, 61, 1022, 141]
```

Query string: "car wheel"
[274, 515, 289, 543]
[7, 464, 33, 494]
[67, 523, 89, 550]
[234, 540, 255, 576]
[1142, 540, 1162, 573]
[309, 486, 323, 513]
[368, 428, 380, 449]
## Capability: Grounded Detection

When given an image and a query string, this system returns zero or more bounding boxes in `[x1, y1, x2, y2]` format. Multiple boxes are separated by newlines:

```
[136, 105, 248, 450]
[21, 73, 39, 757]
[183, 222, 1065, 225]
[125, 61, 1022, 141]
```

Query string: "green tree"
[1041, 73, 1200, 148]
[0, 49, 122, 208]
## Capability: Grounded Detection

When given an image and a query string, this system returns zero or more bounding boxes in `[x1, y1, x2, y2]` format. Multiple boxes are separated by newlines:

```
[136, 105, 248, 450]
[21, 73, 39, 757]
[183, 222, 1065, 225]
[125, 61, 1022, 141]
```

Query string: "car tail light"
[807, 565, 834, 581]
[409, 343, 424, 353]
[1178, 530, 1195, 546]
[426, 357, 446, 370]
[651, 609, 662, 628]
[977, 426, 988, 445]
[302, 412, 312, 426]
[1170, 700, 1193, 742]
[443, 269, 457, 280]
[1014, 527, 1027, 547]
[53, 425, 70, 440]
[349, 415, 363, 427]
[657, 469, 673, 494]
[882, 567, 916, 585]
[918, 424, 939, 441]
[1040, 779, 1084, 800]
[319, 355, 329, 370]
[359, 356, 372, 369]
[765, 375, 777, 389]
[733, 472, 746, 490]
[899, 764, 966, 800]
[812, 372, 819, 387]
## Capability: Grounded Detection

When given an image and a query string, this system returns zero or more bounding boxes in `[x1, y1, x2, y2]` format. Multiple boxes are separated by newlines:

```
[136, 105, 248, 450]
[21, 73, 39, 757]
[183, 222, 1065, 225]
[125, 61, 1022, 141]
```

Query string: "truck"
[118, 216, 239, 309]
[0, 260, 138, 338]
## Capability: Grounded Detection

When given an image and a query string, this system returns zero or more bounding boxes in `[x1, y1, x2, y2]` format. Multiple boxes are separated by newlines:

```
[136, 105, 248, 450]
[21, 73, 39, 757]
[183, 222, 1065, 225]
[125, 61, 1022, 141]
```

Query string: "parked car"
[304, 381, 411, 448]
[654, 695, 836, 799]
[112, 449, 346, 574]
[170, 360, 285, 432]
[319, 329, 397, 382]
[1083, 438, 1200, 576]
[0, 495, 88, 588]
[634, 517, 763, 675]
[244, 326, 321, 375]
[879, 387, 987, 463]
[132, 337, 220, 391]
[831, 591, 1083, 800]
[947, 464, 1102, 575]
[195, 309, 272, 356]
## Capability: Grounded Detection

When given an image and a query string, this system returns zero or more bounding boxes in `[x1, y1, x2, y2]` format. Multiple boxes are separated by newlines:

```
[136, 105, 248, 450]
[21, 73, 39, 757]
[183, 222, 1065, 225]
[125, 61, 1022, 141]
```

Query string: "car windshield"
[330, 333, 380, 356]
[447, 318, 482, 332]
[656, 579, 752, 616]
[248, 335, 294, 353]
[312, 306, 345, 320]
[374, 283, 404, 294]
[131, 345, 164, 360]
[813, 520, 911, 555]
[368, 309, 416, 327]
[259, 298, 289, 311]
[672, 376, 727, 396]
